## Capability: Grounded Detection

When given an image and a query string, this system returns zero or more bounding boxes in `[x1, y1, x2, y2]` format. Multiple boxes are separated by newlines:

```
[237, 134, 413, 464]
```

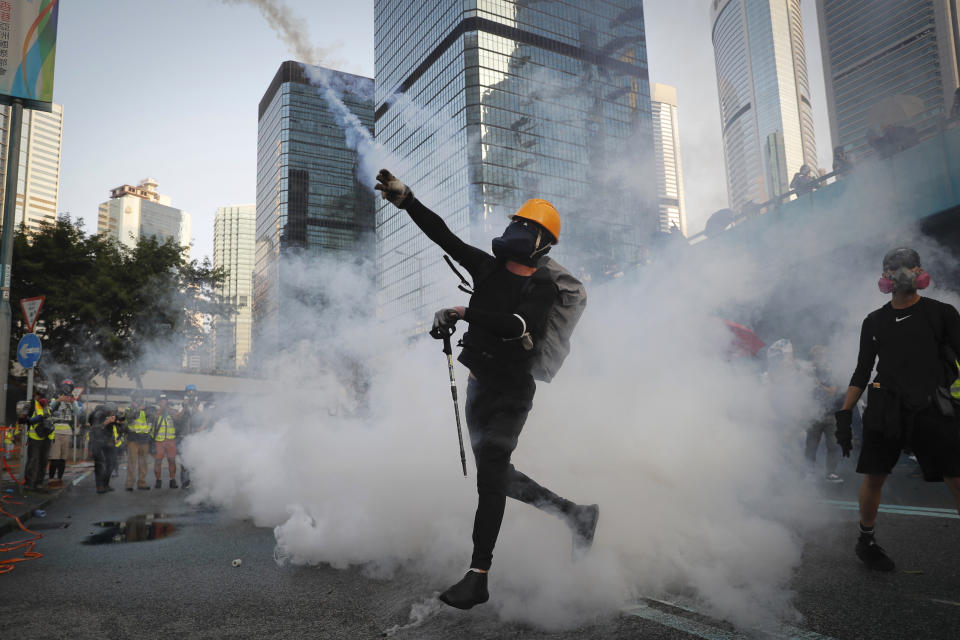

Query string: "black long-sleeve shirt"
[850, 297, 960, 406]
[404, 198, 555, 379]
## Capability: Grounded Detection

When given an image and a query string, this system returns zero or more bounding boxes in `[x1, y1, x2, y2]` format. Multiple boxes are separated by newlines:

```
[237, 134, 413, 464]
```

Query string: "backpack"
[522, 256, 587, 382]
[918, 300, 960, 415]
[444, 254, 587, 382]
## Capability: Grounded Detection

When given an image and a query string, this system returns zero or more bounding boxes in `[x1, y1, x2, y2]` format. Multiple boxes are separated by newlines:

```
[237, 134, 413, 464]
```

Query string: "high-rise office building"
[711, 0, 818, 211]
[96, 178, 192, 254]
[213, 204, 256, 370]
[651, 83, 687, 236]
[816, 0, 960, 163]
[375, 0, 657, 325]
[0, 103, 64, 235]
[254, 61, 375, 351]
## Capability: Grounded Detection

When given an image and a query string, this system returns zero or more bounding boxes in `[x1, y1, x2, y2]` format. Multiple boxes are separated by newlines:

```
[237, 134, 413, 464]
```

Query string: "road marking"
[71, 470, 93, 486]
[931, 599, 960, 607]
[624, 598, 841, 640]
[823, 500, 959, 520]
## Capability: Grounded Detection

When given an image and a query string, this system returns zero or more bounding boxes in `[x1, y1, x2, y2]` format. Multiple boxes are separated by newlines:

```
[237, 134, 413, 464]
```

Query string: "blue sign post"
[17, 333, 41, 369]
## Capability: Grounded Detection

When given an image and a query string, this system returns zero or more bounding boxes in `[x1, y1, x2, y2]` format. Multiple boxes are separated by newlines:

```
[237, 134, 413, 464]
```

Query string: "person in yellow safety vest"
[152, 394, 178, 489]
[23, 388, 54, 490]
[124, 390, 154, 491]
[47, 378, 80, 488]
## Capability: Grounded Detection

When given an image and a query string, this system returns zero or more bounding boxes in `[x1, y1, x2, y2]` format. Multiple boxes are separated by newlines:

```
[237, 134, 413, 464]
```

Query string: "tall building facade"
[254, 62, 375, 351]
[651, 83, 687, 236]
[96, 178, 192, 254]
[213, 205, 256, 370]
[375, 0, 657, 326]
[0, 103, 64, 235]
[711, 0, 818, 211]
[816, 0, 960, 163]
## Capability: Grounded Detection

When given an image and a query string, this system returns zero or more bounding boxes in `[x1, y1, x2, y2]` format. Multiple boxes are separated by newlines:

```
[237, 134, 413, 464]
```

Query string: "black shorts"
[856, 407, 960, 481]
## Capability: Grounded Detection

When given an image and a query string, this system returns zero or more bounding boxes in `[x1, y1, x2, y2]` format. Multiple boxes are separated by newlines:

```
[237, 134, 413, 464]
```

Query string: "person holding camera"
[23, 386, 53, 490]
[835, 247, 960, 571]
[124, 391, 154, 491]
[89, 402, 120, 494]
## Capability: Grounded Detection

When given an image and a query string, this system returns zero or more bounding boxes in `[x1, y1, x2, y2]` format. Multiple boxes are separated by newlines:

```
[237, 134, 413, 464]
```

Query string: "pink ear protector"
[878, 270, 930, 293]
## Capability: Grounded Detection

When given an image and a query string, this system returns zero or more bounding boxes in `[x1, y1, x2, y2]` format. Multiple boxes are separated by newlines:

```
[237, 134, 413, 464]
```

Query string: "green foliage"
[10, 216, 229, 386]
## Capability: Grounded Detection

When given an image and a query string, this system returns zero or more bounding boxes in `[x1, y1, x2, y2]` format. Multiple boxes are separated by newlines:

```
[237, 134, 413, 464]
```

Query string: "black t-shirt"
[850, 297, 960, 405]
[404, 198, 555, 379]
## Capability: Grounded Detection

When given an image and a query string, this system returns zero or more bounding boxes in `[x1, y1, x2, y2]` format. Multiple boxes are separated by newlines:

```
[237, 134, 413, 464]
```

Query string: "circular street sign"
[17, 333, 42, 369]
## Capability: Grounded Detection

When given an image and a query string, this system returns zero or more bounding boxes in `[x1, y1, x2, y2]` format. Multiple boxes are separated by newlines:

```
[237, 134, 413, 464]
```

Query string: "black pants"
[465, 375, 572, 571]
[24, 438, 51, 487]
[49, 459, 66, 479]
[91, 440, 117, 489]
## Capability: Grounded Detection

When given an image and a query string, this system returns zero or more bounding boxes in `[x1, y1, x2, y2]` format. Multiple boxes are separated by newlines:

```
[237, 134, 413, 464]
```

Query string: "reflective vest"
[2, 425, 16, 445]
[153, 414, 175, 442]
[28, 401, 53, 441]
[128, 410, 152, 436]
[951, 362, 960, 400]
[113, 425, 123, 448]
[51, 399, 76, 434]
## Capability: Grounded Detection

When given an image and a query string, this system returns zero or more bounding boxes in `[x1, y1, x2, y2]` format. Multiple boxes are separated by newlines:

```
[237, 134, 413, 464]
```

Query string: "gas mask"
[492, 219, 551, 266]
[878, 267, 929, 294]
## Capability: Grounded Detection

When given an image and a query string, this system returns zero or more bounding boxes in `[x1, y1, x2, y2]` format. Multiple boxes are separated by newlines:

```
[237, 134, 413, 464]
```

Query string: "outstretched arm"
[376, 169, 489, 278]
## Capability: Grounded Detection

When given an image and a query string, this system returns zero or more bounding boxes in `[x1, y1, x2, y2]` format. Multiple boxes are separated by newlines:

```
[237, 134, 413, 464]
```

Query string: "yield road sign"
[17, 333, 42, 369]
[20, 296, 45, 332]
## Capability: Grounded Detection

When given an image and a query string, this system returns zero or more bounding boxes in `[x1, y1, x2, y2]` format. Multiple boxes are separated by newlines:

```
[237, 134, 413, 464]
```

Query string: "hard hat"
[512, 199, 561, 244]
[61, 378, 74, 387]
[185, 384, 198, 392]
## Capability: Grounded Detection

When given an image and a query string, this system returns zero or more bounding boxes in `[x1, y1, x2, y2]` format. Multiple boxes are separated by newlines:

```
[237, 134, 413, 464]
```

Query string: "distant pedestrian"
[124, 391, 154, 491]
[89, 403, 120, 494]
[23, 387, 53, 490]
[47, 379, 79, 488]
[805, 346, 843, 483]
[152, 394, 178, 489]
[835, 247, 960, 571]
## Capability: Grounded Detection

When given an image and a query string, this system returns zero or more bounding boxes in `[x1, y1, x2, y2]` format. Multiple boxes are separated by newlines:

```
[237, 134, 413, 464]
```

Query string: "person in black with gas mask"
[376, 170, 598, 610]
[835, 247, 960, 571]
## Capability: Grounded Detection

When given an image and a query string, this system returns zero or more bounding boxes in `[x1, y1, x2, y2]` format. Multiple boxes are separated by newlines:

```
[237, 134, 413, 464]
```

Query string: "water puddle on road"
[82, 513, 177, 545]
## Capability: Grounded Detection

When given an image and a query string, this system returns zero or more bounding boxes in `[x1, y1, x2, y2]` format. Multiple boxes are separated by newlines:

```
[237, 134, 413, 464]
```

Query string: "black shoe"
[125, 487, 133, 492]
[169, 479, 178, 489]
[155, 479, 162, 489]
[181, 480, 190, 489]
[96, 487, 108, 494]
[856, 535, 895, 572]
[439, 571, 489, 610]
[138, 485, 151, 491]
[569, 503, 600, 556]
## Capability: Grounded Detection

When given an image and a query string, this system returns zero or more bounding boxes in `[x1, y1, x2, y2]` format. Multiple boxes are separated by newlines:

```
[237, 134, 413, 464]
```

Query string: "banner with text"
[0, 0, 59, 110]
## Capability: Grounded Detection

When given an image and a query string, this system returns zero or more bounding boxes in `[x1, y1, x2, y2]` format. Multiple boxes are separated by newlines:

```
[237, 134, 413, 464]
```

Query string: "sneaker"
[125, 487, 133, 492]
[181, 480, 190, 489]
[824, 473, 844, 484]
[569, 503, 600, 557]
[439, 571, 489, 610]
[169, 479, 178, 489]
[96, 487, 107, 494]
[138, 485, 151, 491]
[855, 535, 895, 572]
[155, 479, 162, 489]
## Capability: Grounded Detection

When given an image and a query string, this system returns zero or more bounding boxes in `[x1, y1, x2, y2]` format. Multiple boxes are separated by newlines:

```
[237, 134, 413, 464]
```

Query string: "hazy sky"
[54, 0, 831, 262]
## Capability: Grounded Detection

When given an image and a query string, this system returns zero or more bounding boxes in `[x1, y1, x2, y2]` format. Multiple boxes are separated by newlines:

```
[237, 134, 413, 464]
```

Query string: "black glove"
[431, 308, 461, 335]
[835, 409, 853, 458]
[375, 169, 413, 208]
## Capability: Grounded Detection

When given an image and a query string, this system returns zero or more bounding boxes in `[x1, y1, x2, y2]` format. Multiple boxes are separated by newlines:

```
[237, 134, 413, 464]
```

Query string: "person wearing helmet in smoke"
[22, 385, 53, 490]
[376, 169, 599, 610]
[47, 378, 80, 488]
[835, 247, 960, 571]
[89, 402, 121, 494]
[124, 390, 154, 491]
[175, 384, 201, 489]
[152, 393, 178, 489]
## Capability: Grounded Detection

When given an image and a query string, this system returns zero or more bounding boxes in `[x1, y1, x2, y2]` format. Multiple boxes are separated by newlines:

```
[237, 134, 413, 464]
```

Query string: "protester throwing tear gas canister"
[89, 403, 121, 494]
[376, 169, 598, 610]
[835, 248, 960, 571]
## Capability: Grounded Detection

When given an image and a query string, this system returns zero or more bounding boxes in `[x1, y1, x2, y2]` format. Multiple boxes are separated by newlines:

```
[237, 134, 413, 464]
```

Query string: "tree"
[10, 216, 229, 388]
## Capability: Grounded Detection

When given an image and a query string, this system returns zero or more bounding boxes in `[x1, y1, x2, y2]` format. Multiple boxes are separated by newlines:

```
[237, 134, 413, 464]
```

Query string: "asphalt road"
[1, 460, 958, 640]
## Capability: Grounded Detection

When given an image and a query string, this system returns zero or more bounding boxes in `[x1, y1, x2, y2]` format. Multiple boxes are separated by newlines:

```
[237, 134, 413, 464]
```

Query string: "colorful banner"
[0, 0, 59, 109]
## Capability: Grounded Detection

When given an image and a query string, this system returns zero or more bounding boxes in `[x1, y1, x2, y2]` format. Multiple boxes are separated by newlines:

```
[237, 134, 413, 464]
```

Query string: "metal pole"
[18, 366, 32, 495]
[0, 100, 24, 446]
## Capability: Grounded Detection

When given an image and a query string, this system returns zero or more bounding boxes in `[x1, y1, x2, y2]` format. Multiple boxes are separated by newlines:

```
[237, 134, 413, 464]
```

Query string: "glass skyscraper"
[711, 0, 817, 211]
[651, 83, 687, 236]
[254, 61, 375, 351]
[816, 0, 960, 163]
[214, 204, 256, 370]
[0, 103, 63, 236]
[375, 0, 656, 327]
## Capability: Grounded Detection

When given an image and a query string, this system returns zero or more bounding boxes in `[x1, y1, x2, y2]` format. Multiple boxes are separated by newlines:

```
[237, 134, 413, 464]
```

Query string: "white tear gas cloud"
[182, 164, 960, 633]
[220, 0, 328, 67]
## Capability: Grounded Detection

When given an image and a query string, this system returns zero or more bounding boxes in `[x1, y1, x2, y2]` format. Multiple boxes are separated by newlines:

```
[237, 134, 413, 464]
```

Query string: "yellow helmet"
[512, 199, 561, 244]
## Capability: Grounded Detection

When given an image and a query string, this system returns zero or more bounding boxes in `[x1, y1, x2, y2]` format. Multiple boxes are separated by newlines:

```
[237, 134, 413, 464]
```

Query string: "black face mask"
[492, 220, 548, 266]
